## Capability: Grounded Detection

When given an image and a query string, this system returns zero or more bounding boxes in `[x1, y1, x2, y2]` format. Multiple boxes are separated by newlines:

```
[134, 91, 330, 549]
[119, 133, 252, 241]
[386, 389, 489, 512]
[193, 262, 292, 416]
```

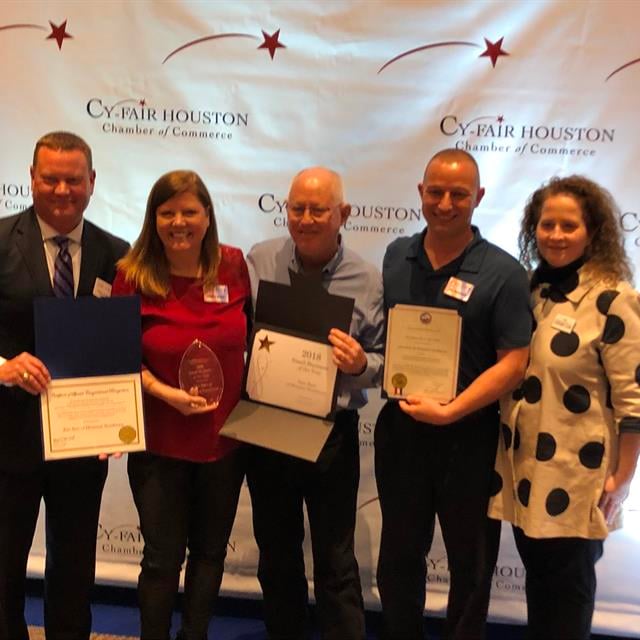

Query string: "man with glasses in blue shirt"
[246, 166, 385, 640]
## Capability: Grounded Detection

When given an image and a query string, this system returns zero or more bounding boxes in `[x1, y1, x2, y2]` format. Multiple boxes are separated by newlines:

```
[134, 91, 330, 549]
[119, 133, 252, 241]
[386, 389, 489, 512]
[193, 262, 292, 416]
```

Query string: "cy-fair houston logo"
[440, 114, 615, 158]
[258, 193, 422, 236]
[0, 182, 31, 213]
[620, 211, 640, 248]
[86, 98, 249, 142]
[97, 522, 239, 556]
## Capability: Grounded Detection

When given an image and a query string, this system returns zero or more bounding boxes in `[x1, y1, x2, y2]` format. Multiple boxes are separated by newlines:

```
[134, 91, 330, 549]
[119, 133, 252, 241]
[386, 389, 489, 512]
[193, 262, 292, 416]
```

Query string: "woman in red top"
[112, 170, 250, 640]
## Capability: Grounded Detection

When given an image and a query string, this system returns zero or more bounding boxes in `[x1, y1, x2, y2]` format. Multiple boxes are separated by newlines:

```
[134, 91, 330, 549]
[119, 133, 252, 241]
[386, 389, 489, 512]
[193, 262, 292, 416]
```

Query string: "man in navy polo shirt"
[375, 149, 531, 640]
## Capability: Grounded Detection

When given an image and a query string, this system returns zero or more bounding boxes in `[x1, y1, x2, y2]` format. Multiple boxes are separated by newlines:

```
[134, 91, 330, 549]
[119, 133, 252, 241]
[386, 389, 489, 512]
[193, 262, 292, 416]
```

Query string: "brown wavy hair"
[519, 175, 632, 283]
[118, 170, 220, 298]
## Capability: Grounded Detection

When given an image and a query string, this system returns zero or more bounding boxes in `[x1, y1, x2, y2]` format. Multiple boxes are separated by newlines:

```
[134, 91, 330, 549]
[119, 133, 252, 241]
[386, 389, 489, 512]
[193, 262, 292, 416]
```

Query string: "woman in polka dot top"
[489, 175, 640, 640]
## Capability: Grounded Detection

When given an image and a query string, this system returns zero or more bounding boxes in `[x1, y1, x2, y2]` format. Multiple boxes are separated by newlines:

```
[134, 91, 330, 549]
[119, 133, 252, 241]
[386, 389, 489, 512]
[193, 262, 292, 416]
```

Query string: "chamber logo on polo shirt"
[0, 182, 31, 212]
[440, 114, 615, 158]
[257, 193, 421, 236]
[620, 211, 640, 249]
[86, 98, 249, 142]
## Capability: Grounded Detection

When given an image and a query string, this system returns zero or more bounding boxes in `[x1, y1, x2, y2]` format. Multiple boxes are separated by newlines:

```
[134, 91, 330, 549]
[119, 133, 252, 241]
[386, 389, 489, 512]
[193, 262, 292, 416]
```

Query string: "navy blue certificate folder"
[34, 296, 141, 379]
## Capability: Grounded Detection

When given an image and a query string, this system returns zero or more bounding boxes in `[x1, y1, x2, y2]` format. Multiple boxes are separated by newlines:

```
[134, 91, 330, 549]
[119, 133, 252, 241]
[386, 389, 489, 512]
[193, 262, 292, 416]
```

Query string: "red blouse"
[112, 245, 249, 462]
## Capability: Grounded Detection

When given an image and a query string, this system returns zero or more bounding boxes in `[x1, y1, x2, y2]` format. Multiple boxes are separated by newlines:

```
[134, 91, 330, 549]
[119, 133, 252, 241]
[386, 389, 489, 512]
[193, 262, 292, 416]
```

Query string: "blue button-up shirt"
[247, 236, 385, 411]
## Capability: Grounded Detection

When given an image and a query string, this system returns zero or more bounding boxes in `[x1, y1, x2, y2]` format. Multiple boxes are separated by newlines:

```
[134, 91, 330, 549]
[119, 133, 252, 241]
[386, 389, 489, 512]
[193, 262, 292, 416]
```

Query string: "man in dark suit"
[0, 131, 129, 640]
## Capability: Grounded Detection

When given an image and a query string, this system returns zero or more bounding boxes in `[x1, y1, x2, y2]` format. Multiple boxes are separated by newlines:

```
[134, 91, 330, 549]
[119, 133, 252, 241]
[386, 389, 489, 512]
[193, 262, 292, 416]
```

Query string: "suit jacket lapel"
[14, 208, 53, 297]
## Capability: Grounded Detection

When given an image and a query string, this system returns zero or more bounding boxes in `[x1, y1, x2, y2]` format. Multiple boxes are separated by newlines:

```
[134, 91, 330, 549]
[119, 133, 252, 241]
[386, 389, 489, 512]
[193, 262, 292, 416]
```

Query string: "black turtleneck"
[530, 257, 585, 301]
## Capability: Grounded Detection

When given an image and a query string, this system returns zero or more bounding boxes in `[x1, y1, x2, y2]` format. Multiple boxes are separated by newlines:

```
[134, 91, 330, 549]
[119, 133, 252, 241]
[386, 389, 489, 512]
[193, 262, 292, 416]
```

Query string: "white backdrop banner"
[2, 0, 639, 636]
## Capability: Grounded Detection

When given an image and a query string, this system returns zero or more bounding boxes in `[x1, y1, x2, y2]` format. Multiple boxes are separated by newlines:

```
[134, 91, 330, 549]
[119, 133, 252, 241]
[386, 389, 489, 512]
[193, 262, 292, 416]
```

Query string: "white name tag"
[551, 314, 576, 334]
[93, 277, 112, 298]
[443, 277, 474, 302]
[204, 284, 229, 303]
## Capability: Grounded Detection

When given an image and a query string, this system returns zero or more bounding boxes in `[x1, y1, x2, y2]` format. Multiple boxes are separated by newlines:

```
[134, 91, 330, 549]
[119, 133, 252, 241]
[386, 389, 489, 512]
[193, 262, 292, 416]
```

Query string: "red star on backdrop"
[46, 20, 72, 50]
[497, 115, 504, 123]
[258, 29, 285, 59]
[479, 37, 508, 67]
[139, 98, 147, 107]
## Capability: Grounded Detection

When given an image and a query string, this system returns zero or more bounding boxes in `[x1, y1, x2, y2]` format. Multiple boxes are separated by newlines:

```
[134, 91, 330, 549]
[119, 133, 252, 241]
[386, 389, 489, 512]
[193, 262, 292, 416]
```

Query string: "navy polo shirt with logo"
[382, 226, 532, 402]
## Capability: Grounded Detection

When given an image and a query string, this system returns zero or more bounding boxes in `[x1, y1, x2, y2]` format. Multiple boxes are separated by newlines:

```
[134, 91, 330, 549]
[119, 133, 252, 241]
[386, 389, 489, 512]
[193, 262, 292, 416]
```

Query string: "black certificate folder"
[220, 275, 355, 462]
[34, 296, 141, 378]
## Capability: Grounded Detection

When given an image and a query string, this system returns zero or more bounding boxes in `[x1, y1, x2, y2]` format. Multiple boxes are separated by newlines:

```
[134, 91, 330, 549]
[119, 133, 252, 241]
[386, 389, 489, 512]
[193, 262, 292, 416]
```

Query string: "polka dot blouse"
[489, 268, 640, 539]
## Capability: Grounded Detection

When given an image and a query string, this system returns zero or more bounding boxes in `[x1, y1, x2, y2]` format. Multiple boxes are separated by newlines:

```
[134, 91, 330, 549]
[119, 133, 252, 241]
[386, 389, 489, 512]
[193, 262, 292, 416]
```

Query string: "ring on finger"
[22, 371, 30, 383]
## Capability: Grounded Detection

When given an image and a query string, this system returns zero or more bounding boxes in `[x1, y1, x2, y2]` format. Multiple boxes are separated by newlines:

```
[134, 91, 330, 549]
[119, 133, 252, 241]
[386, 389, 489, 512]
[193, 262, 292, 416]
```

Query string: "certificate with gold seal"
[40, 373, 146, 460]
[383, 304, 461, 402]
[34, 295, 146, 460]
[245, 327, 339, 418]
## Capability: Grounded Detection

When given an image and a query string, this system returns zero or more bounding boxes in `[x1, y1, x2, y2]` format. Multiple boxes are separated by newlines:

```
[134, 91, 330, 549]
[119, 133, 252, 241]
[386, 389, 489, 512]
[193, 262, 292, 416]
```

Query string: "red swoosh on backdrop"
[163, 33, 259, 64]
[378, 41, 480, 74]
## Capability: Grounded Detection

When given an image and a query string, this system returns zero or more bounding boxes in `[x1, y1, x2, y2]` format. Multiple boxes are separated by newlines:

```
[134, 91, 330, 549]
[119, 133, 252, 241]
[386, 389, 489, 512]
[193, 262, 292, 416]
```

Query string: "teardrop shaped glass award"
[179, 339, 224, 408]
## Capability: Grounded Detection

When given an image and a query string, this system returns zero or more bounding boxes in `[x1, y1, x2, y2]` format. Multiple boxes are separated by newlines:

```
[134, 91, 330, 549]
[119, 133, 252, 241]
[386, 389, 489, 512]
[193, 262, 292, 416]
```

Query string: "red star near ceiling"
[46, 20, 72, 50]
[258, 29, 285, 59]
[479, 37, 508, 67]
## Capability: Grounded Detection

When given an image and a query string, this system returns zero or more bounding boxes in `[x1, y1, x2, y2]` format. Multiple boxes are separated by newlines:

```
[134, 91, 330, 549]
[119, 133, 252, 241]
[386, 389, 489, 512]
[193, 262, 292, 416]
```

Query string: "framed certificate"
[383, 304, 461, 402]
[245, 325, 339, 419]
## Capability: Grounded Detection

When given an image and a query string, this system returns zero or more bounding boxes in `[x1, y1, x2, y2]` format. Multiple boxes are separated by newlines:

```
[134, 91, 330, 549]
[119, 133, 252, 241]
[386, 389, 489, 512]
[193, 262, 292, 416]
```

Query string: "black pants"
[513, 527, 604, 640]
[375, 402, 500, 640]
[246, 410, 365, 640]
[0, 458, 107, 640]
[128, 449, 245, 640]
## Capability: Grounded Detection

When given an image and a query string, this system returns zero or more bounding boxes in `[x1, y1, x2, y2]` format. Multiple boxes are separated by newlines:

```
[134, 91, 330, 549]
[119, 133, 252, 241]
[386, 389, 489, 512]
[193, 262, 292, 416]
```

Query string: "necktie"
[53, 236, 74, 297]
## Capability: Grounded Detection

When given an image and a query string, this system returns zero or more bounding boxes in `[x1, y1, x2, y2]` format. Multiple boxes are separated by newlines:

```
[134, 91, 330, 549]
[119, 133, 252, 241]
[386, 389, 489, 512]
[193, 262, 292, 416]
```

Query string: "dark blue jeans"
[128, 448, 245, 640]
[246, 410, 365, 640]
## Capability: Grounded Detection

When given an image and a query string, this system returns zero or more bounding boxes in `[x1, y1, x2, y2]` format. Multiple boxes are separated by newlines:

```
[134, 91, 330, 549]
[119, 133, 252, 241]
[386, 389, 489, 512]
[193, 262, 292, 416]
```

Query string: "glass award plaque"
[179, 339, 224, 407]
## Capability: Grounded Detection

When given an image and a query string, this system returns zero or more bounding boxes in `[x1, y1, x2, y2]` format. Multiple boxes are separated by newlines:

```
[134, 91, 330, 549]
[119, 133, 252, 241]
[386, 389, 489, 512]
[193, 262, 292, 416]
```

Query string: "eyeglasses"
[286, 203, 335, 218]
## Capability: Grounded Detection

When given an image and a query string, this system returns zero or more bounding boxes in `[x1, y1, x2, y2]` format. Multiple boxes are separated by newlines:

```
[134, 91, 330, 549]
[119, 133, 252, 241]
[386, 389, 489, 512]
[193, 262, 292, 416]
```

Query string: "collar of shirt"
[406, 225, 488, 276]
[287, 235, 345, 277]
[36, 214, 84, 246]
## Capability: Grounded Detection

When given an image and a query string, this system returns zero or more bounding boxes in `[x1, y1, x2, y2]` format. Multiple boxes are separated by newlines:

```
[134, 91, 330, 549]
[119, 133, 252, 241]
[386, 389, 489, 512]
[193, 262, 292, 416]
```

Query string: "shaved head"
[425, 149, 481, 191]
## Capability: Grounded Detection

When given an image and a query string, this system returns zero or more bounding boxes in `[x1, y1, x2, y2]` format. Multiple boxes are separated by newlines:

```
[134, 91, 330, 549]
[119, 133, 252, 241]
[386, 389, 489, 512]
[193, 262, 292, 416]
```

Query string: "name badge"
[443, 277, 474, 302]
[92, 277, 112, 298]
[551, 314, 576, 334]
[204, 284, 229, 303]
